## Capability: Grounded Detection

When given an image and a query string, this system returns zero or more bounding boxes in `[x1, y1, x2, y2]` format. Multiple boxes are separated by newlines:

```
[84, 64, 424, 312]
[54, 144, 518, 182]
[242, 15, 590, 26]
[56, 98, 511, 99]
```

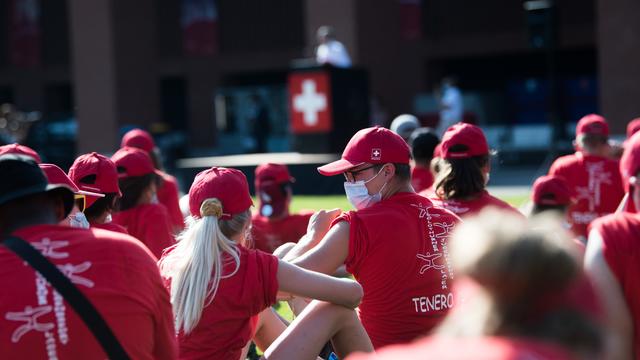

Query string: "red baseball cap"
[111, 146, 156, 178]
[189, 167, 253, 219]
[576, 114, 609, 137]
[255, 163, 295, 187]
[40, 163, 104, 198]
[440, 123, 489, 159]
[318, 127, 410, 176]
[620, 131, 640, 191]
[0, 143, 42, 163]
[531, 175, 574, 206]
[69, 152, 122, 196]
[121, 128, 155, 153]
[433, 143, 442, 158]
[627, 118, 640, 139]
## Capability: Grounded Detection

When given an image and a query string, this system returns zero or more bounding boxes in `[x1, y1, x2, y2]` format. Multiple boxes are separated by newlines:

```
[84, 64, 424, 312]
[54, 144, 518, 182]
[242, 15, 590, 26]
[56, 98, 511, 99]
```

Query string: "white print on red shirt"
[411, 293, 454, 313]
[575, 161, 612, 211]
[32, 238, 69, 259]
[416, 253, 444, 273]
[413, 203, 455, 291]
[5, 305, 54, 343]
[56, 262, 94, 288]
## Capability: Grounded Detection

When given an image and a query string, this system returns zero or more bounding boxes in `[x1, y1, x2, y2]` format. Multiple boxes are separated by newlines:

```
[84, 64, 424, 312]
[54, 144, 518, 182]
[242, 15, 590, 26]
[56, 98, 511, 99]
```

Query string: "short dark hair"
[436, 153, 489, 200]
[409, 128, 439, 163]
[373, 163, 411, 182]
[116, 173, 159, 211]
[84, 193, 118, 221]
[530, 204, 568, 216]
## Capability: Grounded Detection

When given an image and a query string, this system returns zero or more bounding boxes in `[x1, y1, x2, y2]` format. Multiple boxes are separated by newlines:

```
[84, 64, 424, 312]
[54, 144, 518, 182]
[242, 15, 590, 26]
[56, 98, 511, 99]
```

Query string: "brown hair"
[435, 153, 489, 200]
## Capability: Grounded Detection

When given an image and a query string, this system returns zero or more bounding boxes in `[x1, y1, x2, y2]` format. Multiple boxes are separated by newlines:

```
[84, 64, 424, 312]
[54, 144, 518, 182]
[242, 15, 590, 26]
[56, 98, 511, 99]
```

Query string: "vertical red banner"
[182, 0, 219, 56]
[398, 0, 422, 41]
[9, 0, 41, 67]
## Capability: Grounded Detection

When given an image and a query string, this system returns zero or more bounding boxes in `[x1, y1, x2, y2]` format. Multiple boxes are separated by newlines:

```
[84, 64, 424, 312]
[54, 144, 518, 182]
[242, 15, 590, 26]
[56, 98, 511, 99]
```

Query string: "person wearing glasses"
[280, 127, 461, 349]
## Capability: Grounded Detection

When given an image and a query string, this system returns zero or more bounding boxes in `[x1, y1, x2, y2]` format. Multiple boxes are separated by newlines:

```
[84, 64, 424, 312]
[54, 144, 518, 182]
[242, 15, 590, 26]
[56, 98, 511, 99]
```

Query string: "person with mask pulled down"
[281, 126, 461, 349]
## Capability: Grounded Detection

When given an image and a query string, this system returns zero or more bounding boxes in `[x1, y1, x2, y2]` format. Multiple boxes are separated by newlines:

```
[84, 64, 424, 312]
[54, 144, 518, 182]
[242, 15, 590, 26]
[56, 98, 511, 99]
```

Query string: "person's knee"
[273, 242, 296, 259]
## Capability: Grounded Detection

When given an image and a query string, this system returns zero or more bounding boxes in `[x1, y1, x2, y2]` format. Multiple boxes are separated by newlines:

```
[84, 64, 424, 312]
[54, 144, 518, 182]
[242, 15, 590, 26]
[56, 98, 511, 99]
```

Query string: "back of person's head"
[575, 114, 609, 154]
[159, 167, 253, 334]
[435, 123, 489, 199]
[530, 175, 574, 216]
[409, 127, 439, 164]
[317, 25, 335, 41]
[0, 143, 42, 163]
[111, 147, 161, 211]
[69, 152, 122, 222]
[439, 210, 602, 356]
[120, 128, 164, 170]
[255, 163, 294, 218]
[390, 114, 420, 142]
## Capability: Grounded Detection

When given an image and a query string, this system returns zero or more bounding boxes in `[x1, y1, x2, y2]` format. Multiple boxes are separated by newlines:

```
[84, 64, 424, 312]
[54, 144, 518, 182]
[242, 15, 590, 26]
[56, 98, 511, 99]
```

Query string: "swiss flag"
[288, 72, 333, 134]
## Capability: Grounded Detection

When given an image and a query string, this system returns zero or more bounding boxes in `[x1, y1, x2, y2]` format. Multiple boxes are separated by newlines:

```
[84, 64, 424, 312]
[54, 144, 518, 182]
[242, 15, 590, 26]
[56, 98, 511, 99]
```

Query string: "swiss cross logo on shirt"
[288, 72, 333, 134]
[371, 148, 381, 161]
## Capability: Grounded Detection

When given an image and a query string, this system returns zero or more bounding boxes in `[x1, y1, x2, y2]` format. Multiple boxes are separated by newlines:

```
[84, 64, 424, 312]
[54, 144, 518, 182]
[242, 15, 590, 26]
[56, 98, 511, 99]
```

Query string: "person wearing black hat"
[0, 155, 177, 359]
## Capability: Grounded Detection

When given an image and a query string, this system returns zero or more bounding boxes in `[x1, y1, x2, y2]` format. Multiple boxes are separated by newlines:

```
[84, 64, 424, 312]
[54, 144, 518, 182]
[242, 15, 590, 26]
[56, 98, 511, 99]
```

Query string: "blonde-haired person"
[349, 210, 603, 360]
[159, 167, 373, 360]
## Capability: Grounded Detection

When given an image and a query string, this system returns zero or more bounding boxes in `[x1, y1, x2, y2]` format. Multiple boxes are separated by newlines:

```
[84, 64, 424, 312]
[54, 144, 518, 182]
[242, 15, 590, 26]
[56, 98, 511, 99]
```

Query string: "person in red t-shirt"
[585, 130, 640, 359]
[281, 127, 461, 349]
[251, 163, 313, 253]
[111, 147, 175, 258]
[68, 152, 128, 234]
[122, 128, 185, 232]
[421, 123, 521, 218]
[548, 114, 624, 240]
[0, 143, 42, 163]
[0, 154, 177, 359]
[159, 166, 373, 360]
[408, 128, 439, 193]
[349, 209, 603, 360]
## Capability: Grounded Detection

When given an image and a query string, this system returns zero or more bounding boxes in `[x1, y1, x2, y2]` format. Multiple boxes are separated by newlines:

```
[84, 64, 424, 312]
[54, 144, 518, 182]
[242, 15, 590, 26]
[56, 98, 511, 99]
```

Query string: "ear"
[385, 163, 396, 177]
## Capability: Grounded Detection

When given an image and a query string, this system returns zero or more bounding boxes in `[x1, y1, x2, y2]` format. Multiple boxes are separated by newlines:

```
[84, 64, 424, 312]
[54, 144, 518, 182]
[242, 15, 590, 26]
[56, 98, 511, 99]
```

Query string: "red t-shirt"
[411, 165, 434, 193]
[347, 336, 575, 360]
[163, 245, 279, 360]
[251, 212, 313, 253]
[332, 192, 461, 349]
[591, 212, 640, 355]
[112, 204, 176, 259]
[90, 221, 129, 235]
[0, 225, 177, 359]
[549, 152, 624, 238]
[157, 171, 185, 231]
[426, 191, 522, 218]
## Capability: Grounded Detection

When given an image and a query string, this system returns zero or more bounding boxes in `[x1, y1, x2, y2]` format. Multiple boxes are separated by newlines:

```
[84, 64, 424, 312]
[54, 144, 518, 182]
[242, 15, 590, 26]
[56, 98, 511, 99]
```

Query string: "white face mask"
[69, 212, 90, 229]
[344, 167, 388, 210]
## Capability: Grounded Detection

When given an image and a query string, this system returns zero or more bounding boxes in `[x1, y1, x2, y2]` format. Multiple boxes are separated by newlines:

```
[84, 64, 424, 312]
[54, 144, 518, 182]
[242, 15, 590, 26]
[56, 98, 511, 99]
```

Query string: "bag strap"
[3, 236, 130, 360]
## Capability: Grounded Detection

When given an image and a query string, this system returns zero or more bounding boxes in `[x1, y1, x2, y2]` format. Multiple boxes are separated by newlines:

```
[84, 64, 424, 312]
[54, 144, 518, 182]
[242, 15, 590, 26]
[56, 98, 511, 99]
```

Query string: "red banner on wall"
[9, 0, 41, 67]
[182, 0, 219, 56]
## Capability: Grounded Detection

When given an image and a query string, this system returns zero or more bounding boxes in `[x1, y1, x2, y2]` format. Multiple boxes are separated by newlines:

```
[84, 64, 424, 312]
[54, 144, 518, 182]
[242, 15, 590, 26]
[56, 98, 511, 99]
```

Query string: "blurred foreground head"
[440, 209, 602, 357]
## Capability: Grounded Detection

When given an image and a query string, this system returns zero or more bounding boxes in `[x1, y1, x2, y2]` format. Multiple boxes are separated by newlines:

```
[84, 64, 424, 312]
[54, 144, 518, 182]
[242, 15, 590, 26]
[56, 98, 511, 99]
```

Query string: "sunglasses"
[74, 194, 86, 213]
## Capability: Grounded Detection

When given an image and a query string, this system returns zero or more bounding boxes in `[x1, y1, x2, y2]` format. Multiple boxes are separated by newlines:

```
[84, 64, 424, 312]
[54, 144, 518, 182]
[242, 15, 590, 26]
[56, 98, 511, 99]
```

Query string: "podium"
[288, 65, 370, 153]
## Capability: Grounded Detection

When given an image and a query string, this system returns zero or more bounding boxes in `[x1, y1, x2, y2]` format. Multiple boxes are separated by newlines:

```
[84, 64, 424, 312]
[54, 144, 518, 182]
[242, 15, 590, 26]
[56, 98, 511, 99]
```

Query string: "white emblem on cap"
[371, 148, 381, 161]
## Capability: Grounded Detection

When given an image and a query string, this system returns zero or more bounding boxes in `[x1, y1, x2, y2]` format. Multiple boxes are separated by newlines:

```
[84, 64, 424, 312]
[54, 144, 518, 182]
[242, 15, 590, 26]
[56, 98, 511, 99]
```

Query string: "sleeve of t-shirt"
[248, 249, 279, 315]
[592, 218, 623, 282]
[548, 158, 565, 176]
[331, 211, 369, 275]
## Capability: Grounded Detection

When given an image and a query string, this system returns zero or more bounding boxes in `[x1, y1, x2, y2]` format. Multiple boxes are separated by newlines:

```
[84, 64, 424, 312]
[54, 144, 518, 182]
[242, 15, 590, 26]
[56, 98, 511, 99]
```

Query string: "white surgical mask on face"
[69, 212, 90, 229]
[344, 167, 388, 210]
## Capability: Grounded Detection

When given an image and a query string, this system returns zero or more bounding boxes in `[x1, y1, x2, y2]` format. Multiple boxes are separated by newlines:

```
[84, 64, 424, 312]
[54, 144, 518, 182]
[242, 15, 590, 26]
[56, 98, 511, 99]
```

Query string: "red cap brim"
[317, 159, 364, 176]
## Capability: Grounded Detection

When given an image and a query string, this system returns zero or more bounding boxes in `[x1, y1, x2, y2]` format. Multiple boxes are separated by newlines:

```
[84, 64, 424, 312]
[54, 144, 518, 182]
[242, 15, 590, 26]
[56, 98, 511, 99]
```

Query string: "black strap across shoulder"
[2, 235, 130, 360]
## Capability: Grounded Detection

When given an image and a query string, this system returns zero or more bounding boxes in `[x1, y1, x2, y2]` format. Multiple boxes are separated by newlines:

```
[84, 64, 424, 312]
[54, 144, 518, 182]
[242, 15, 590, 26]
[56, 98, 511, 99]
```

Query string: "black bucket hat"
[0, 154, 74, 217]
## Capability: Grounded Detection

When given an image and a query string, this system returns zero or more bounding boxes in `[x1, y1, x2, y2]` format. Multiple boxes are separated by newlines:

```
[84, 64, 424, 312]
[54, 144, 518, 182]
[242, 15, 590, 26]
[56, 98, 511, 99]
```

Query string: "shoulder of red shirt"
[90, 221, 129, 235]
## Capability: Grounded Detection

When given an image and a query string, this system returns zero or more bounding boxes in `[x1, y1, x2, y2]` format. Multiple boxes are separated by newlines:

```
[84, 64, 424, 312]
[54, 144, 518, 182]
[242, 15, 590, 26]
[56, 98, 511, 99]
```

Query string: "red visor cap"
[440, 123, 489, 159]
[532, 175, 574, 206]
[69, 152, 122, 197]
[39, 163, 104, 198]
[111, 147, 156, 178]
[317, 127, 410, 176]
[576, 114, 609, 137]
[0, 143, 42, 163]
[189, 167, 253, 219]
[121, 128, 155, 153]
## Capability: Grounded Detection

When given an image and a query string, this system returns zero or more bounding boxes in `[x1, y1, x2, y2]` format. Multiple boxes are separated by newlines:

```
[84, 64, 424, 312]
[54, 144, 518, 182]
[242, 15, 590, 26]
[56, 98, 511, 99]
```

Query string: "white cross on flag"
[289, 72, 333, 134]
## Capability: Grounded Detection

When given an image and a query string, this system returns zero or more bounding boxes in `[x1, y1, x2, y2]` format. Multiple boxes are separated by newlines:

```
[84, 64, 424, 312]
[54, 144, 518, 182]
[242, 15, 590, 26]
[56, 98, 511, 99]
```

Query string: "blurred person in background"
[282, 127, 461, 349]
[159, 167, 373, 360]
[436, 77, 463, 137]
[251, 163, 313, 254]
[389, 114, 420, 143]
[68, 152, 128, 234]
[585, 130, 640, 360]
[350, 209, 603, 360]
[548, 114, 624, 241]
[408, 127, 439, 193]
[0, 155, 177, 359]
[121, 128, 184, 232]
[315, 26, 352, 68]
[111, 147, 175, 259]
[424, 123, 520, 217]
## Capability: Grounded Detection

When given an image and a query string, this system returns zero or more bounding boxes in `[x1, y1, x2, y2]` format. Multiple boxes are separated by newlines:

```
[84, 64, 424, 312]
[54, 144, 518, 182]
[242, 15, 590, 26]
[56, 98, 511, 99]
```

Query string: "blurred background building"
[0, 0, 638, 169]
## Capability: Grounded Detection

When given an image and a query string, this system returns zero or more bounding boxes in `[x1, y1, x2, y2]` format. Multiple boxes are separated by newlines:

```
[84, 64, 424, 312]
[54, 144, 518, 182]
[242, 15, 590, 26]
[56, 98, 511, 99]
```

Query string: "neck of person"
[381, 179, 414, 200]
[1, 212, 59, 238]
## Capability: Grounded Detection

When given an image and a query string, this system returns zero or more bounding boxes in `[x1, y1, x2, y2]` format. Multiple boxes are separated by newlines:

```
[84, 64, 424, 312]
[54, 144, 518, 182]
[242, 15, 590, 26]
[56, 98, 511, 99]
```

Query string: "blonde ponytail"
[159, 198, 250, 334]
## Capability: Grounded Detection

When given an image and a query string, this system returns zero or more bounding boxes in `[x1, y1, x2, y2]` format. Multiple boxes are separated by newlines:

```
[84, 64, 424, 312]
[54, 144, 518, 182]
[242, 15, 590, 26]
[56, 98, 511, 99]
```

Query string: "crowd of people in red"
[0, 114, 639, 359]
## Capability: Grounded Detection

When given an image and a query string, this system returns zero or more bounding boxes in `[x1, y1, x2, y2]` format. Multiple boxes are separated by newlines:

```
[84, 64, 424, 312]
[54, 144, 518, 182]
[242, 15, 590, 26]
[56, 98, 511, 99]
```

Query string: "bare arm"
[584, 229, 634, 360]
